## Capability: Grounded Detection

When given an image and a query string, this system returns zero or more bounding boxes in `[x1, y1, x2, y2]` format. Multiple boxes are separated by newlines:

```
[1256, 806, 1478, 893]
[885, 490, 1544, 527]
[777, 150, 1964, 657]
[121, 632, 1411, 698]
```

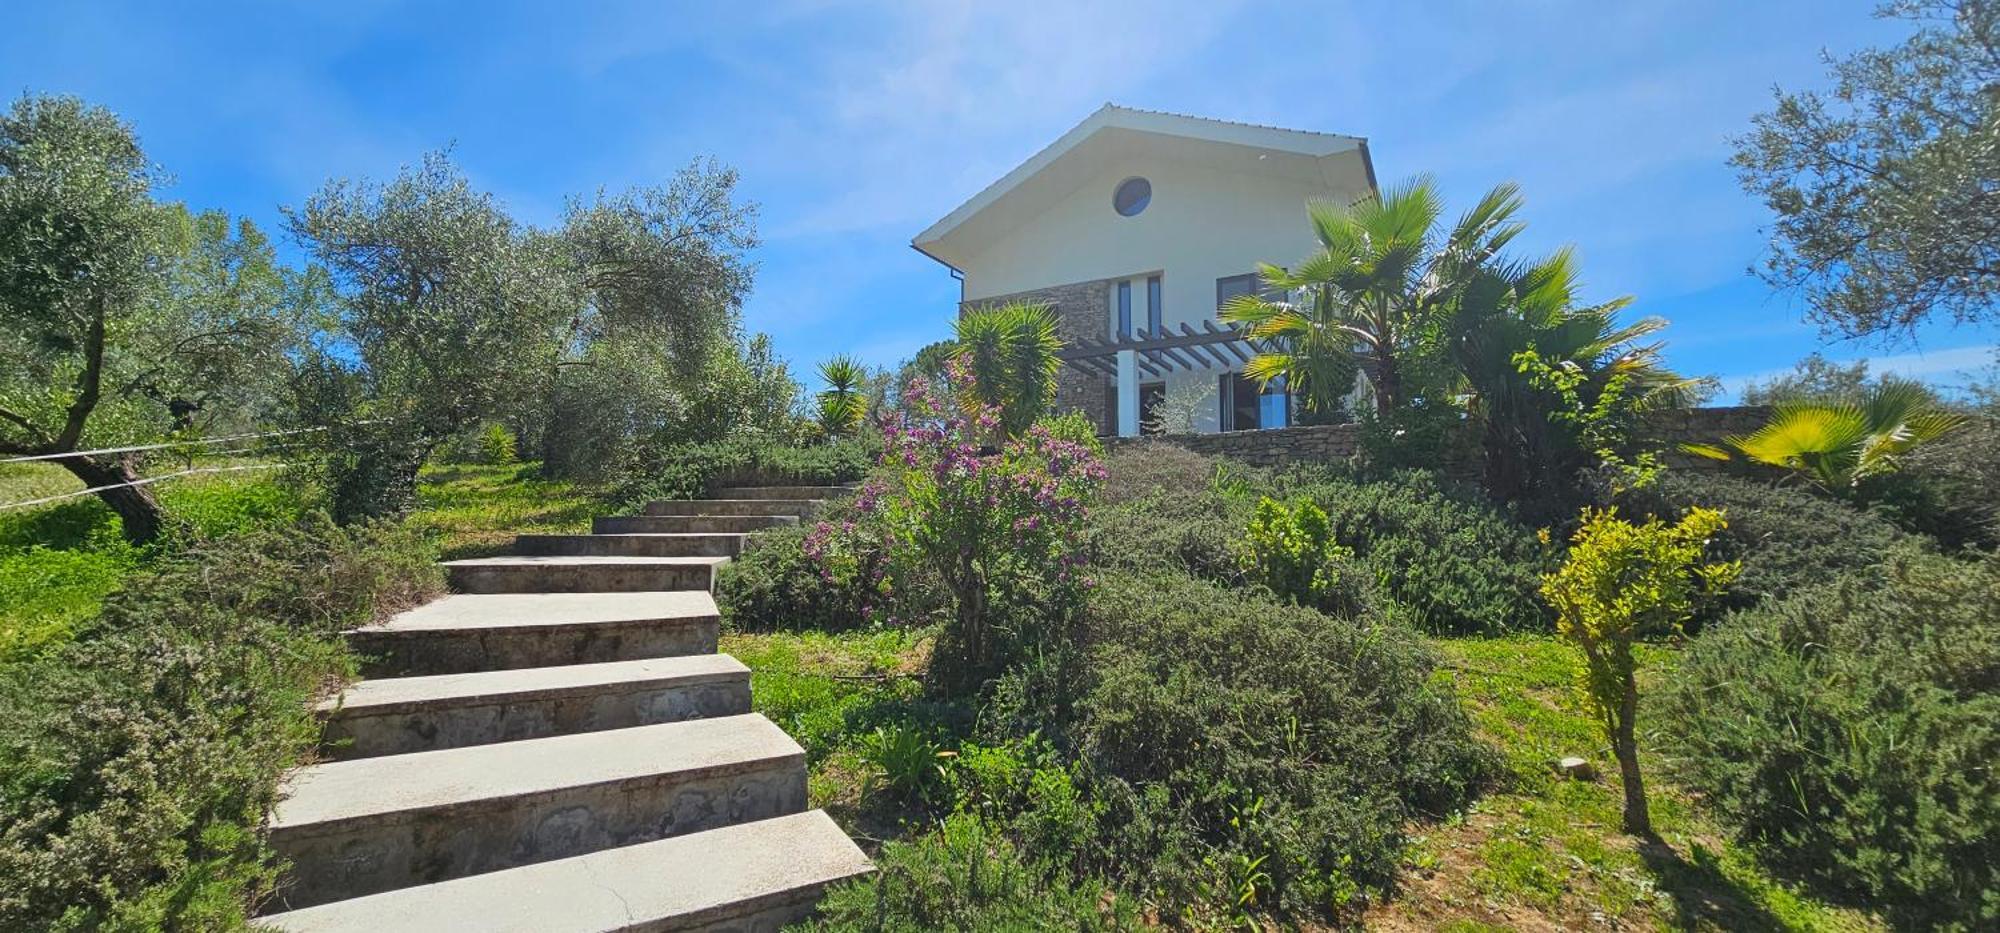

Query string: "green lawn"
[1365, 634, 1880, 932]
[0, 462, 304, 660]
[411, 462, 607, 559]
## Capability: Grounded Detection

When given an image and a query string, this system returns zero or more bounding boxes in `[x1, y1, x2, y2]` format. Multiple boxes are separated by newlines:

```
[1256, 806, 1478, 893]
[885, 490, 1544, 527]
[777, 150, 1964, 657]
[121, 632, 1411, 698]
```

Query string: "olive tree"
[1735, 0, 2000, 337]
[0, 94, 290, 543]
[286, 152, 575, 520]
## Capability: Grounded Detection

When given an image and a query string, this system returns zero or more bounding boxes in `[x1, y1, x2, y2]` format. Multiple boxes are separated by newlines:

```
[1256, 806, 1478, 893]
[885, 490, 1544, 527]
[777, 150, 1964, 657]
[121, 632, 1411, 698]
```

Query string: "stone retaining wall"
[1101, 406, 1775, 472]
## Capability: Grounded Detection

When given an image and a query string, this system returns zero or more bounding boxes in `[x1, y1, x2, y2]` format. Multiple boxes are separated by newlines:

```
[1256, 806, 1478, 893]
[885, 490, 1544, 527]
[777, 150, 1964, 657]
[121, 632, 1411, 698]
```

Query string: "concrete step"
[346, 593, 720, 678]
[319, 655, 752, 760]
[644, 499, 822, 518]
[710, 484, 852, 501]
[513, 531, 745, 558]
[445, 556, 728, 594]
[269, 714, 807, 911]
[262, 809, 873, 932]
[593, 514, 798, 535]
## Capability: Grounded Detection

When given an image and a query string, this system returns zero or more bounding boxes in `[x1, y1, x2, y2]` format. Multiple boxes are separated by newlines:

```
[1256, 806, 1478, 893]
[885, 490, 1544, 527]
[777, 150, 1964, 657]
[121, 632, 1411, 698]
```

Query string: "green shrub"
[0, 515, 441, 930]
[1239, 496, 1369, 616]
[1284, 469, 1552, 634]
[477, 422, 518, 465]
[612, 434, 875, 510]
[1620, 470, 1919, 619]
[714, 511, 883, 633]
[811, 811, 1135, 931]
[1659, 551, 1999, 930]
[1002, 570, 1495, 923]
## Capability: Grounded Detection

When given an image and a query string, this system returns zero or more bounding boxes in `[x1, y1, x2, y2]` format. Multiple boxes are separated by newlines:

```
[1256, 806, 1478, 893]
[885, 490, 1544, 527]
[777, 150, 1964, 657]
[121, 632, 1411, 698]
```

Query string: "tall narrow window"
[1259, 375, 1291, 429]
[1146, 275, 1162, 336]
[1116, 279, 1132, 339]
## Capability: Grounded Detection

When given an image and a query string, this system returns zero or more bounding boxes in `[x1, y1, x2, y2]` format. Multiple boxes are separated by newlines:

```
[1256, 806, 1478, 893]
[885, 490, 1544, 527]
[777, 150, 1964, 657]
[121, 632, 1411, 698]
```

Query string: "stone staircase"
[262, 484, 870, 932]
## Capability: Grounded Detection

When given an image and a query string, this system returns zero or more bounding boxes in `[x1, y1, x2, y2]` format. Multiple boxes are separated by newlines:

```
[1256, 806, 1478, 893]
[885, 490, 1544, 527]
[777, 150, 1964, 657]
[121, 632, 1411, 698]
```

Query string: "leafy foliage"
[1620, 469, 1920, 620]
[813, 811, 1131, 931]
[809, 374, 1104, 696]
[1660, 550, 2000, 929]
[1540, 507, 1737, 835]
[952, 302, 1062, 438]
[612, 433, 873, 512]
[1220, 175, 1522, 417]
[1696, 378, 1966, 492]
[1007, 570, 1495, 922]
[1733, 0, 2000, 337]
[0, 516, 440, 930]
[1238, 496, 1367, 616]
[0, 94, 294, 542]
[1288, 469, 1553, 634]
[1445, 249, 1697, 512]
[814, 354, 867, 438]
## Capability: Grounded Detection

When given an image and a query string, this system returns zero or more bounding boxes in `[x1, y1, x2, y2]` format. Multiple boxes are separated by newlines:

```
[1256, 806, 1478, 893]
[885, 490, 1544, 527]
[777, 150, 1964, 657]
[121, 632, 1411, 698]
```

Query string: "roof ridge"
[1101, 103, 1362, 141]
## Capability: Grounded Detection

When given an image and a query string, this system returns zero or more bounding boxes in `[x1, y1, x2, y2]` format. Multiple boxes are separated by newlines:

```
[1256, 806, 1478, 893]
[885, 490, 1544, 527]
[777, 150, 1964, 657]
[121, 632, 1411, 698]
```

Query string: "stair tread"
[442, 555, 731, 568]
[515, 532, 747, 541]
[320, 654, 750, 715]
[273, 714, 800, 832]
[649, 498, 820, 506]
[263, 810, 872, 931]
[350, 592, 718, 635]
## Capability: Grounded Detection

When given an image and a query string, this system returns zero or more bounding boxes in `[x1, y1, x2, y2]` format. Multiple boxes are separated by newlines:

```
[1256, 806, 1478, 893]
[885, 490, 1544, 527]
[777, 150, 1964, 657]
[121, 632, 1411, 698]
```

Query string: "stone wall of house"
[1102, 424, 1362, 468]
[1099, 406, 1777, 473]
[963, 279, 1113, 434]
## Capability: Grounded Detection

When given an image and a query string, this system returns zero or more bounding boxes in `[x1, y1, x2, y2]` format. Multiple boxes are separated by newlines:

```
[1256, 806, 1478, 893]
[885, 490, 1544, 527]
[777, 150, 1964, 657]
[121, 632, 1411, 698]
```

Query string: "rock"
[1556, 756, 1596, 781]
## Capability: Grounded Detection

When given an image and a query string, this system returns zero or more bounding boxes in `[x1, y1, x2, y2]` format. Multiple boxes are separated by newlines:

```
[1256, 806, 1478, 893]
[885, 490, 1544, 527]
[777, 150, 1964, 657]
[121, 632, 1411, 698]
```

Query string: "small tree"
[953, 302, 1061, 438]
[1733, 0, 2000, 338]
[0, 95, 290, 543]
[286, 152, 572, 520]
[814, 354, 866, 437]
[1539, 507, 1738, 836]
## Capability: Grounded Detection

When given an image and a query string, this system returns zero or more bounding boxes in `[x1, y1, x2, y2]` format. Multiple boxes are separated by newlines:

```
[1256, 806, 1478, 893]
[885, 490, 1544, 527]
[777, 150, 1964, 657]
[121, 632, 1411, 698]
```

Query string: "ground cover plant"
[0, 466, 308, 660]
[0, 516, 439, 930]
[1660, 551, 2000, 930]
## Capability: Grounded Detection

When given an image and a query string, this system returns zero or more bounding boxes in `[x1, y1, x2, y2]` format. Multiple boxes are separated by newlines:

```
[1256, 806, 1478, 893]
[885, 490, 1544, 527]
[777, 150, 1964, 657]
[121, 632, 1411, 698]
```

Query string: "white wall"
[957, 151, 1369, 433]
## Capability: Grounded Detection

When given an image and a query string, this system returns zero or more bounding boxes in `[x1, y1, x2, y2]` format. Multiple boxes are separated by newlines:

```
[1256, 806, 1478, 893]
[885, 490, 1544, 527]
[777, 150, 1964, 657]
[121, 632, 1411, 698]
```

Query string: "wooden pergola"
[1056, 320, 1262, 378]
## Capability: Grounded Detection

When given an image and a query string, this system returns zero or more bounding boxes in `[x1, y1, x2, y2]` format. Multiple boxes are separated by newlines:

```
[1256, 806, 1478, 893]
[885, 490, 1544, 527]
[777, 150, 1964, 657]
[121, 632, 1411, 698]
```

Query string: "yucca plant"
[1220, 175, 1526, 416]
[953, 301, 1062, 437]
[1691, 379, 1967, 491]
[815, 354, 867, 437]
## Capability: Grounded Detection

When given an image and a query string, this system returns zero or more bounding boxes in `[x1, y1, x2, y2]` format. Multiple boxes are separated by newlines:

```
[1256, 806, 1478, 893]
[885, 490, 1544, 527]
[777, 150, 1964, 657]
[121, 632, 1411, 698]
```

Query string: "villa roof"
[912, 105, 1373, 269]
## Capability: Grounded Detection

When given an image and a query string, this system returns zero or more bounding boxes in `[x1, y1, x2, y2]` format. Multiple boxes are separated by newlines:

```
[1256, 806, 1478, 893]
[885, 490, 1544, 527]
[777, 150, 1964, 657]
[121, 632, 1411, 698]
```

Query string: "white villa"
[913, 105, 1378, 437]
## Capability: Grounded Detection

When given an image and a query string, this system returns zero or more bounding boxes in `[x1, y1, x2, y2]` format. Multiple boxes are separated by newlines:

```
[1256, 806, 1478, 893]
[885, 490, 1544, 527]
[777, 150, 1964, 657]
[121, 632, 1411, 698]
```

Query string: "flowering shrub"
[805, 368, 1105, 695]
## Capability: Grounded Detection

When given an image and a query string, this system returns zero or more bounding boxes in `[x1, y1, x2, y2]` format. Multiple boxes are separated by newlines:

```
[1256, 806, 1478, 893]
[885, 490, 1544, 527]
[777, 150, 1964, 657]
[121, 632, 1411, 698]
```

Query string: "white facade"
[914, 105, 1377, 436]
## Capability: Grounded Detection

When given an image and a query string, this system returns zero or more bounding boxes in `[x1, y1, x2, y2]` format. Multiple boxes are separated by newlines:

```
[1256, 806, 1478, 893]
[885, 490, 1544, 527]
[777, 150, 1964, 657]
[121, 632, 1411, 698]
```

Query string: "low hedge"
[1659, 551, 1999, 930]
[1620, 470, 1920, 620]
[991, 570, 1496, 922]
[0, 516, 440, 929]
[611, 435, 875, 511]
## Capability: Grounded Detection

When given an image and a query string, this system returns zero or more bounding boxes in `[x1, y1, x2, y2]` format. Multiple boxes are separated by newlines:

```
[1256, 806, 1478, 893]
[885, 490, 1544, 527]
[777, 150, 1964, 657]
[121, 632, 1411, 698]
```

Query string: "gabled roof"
[912, 105, 1372, 268]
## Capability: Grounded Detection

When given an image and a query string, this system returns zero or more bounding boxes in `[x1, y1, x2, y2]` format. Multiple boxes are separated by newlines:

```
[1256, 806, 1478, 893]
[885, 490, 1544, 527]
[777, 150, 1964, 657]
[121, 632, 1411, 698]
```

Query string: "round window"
[1113, 177, 1151, 216]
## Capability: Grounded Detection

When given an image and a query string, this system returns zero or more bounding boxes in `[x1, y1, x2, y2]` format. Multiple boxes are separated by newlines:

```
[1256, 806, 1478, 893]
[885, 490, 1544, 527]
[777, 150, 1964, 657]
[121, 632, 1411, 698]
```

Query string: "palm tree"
[1693, 379, 1966, 491]
[1446, 249, 1701, 503]
[953, 302, 1062, 437]
[1220, 175, 1526, 417]
[815, 354, 867, 437]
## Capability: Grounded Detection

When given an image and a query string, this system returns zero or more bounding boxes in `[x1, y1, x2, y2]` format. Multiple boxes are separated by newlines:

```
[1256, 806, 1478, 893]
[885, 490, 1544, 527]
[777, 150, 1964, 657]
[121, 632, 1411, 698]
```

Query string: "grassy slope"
[721, 627, 931, 845]
[1365, 635, 1879, 932]
[0, 461, 302, 659]
[411, 462, 605, 559]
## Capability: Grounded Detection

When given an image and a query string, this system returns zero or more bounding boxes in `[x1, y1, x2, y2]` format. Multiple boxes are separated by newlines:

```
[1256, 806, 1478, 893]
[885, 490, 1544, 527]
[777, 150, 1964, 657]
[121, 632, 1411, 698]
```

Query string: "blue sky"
[5, 1, 1994, 399]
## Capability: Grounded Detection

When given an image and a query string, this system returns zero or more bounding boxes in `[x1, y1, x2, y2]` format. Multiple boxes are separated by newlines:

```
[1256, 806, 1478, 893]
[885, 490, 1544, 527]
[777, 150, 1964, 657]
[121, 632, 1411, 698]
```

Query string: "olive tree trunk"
[62, 453, 164, 545]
